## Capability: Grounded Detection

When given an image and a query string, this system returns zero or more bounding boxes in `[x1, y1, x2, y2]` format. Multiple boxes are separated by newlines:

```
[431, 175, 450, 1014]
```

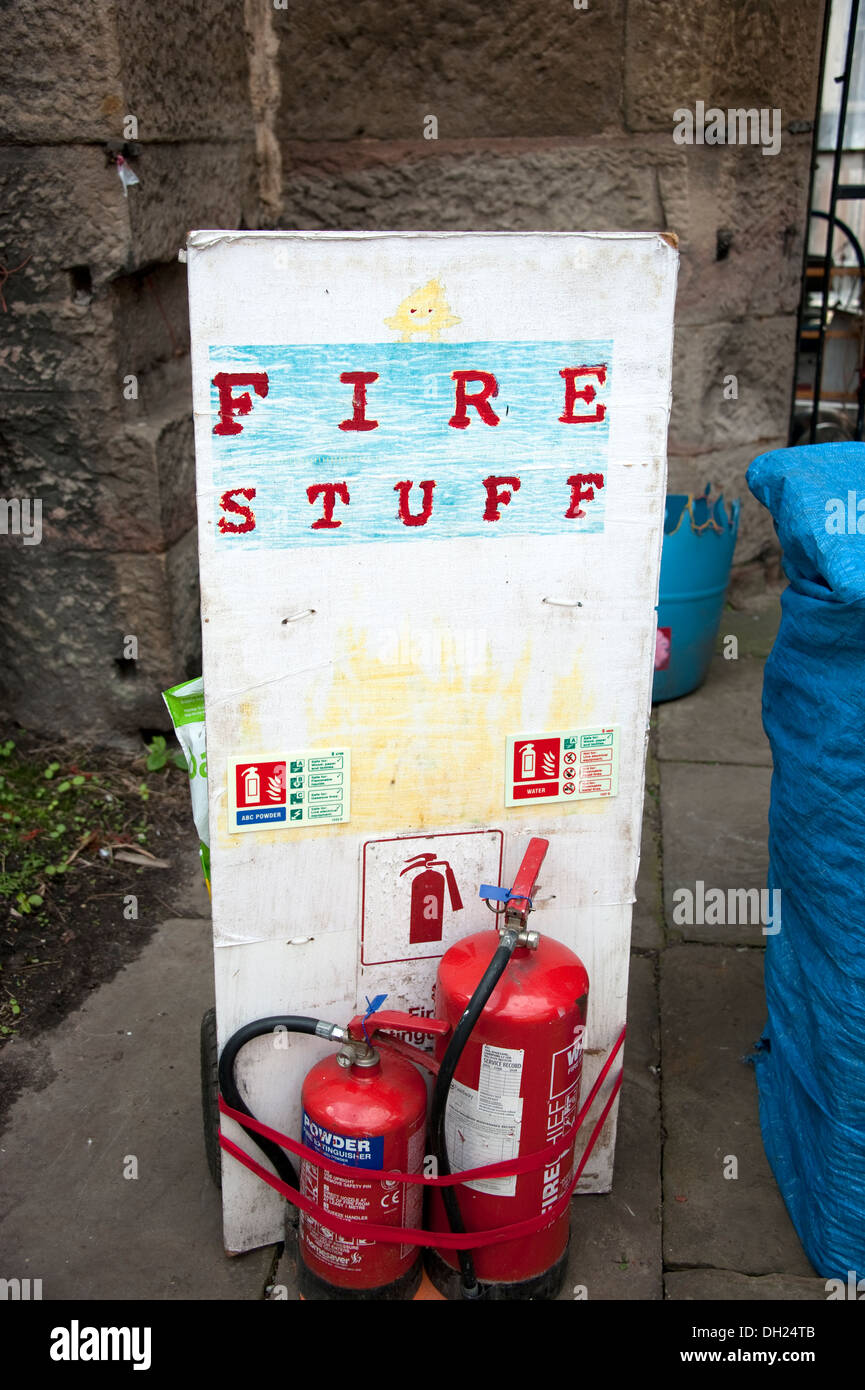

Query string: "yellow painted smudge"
[299, 622, 603, 834]
[384, 279, 461, 342]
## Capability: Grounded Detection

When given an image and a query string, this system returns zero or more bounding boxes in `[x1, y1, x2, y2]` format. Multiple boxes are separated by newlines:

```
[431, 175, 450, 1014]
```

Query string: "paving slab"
[715, 593, 782, 661]
[665, 1269, 829, 1301]
[0, 918, 275, 1300]
[661, 763, 773, 945]
[633, 786, 663, 952]
[661, 944, 814, 1278]
[657, 654, 770, 768]
[563, 951, 662, 1300]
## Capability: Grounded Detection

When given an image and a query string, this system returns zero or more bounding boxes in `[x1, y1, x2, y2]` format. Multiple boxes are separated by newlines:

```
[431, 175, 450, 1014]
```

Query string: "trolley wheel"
[200, 1006, 222, 1188]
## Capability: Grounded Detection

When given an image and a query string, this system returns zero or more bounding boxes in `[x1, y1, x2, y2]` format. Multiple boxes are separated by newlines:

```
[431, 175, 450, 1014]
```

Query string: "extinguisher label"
[299, 1112, 424, 1277]
[227, 748, 351, 833]
[504, 726, 619, 807]
[444, 1044, 525, 1197]
[401, 1120, 425, 1259]
[301, 1113, 385, 1169]
[541, 1028, 586, 1215]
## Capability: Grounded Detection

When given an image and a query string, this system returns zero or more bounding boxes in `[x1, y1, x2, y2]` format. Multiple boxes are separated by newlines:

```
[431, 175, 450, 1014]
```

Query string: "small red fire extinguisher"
[219, 1008, 450, 1300]
[400, 852, 464, 944]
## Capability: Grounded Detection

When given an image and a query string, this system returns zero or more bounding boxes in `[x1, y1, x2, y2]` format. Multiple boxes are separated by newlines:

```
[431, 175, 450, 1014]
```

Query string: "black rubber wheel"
[200, 1006, 222, 1187]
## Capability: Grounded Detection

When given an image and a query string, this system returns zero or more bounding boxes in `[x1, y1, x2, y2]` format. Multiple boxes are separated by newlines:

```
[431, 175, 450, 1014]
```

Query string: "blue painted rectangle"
[302, 1111, 385, 1169]
[210, 340, 611, 550]
[236, 806, 287, 826]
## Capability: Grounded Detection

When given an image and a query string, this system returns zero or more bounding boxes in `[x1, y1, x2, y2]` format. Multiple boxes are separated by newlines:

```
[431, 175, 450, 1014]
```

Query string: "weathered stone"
[276, 2, 626, 143]
[109, 262, 191, 374]
[165, 527, 203, 687]
[1, 141, 254, 296]
[661, 944, 814, 1277]
[0, 381, 194, 554]
[282, 141, 678, 230]
[625, 0, 824, 131]
[124, 142, 256, 268]
[670, 317, 797, 457]
[116, 0, 254, 142]
[660, 763, 771, 947]
[0, 261, 188, 400]
[667, 141, 812, 328]
[0, 146, 131, 286]
[1, 0, 254, 146]
[0, 295, 120, 395]
[0, 0, 124, 144]
[0, 532, 199, 744]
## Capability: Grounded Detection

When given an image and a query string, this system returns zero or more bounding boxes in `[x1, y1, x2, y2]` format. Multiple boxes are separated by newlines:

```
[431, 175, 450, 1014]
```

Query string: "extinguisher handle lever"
[506, 836, 549, 919]
[346, 1010, 451, 1042]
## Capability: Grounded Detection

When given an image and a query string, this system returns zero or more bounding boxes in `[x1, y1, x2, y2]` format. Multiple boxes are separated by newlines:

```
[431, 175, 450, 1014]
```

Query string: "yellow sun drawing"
[384, 279, 461, 342]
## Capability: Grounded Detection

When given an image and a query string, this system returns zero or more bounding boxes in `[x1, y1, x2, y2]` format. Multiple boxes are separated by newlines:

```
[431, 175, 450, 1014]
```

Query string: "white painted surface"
[187, 231, 677, 1253]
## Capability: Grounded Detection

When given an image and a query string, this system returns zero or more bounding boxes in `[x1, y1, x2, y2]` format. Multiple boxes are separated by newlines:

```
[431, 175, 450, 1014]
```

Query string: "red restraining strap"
[218, 1026, 624, 1186]
[218, 1028, 625, 1250]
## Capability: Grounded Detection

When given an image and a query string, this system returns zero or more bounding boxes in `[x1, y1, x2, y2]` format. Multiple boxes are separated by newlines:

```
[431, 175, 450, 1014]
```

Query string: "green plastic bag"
[162, 677, 210, 892]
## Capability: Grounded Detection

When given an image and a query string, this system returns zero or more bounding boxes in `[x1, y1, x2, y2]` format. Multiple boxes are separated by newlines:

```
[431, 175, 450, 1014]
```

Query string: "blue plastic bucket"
[652, 488, 740, 703]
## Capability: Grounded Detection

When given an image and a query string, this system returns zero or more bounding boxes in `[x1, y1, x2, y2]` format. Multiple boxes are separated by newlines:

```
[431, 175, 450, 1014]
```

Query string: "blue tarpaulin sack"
[747, 442, 865, 1279]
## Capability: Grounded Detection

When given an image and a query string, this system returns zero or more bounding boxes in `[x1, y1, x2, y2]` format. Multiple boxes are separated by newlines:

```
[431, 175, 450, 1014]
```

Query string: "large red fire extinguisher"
[427, 836, 589, 1300]
[218, 1008, 449, 1301]
[400, 852, 463, 944]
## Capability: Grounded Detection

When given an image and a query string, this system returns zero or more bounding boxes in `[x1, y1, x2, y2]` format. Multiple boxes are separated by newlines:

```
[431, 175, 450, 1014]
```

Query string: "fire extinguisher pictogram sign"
[400, 852, 464, 944]
[360, 831, 504, 967]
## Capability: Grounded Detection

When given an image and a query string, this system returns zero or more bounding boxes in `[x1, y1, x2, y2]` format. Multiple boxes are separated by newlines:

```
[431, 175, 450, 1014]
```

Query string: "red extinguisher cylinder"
[429, 929, 589, 1298]
[297, 1011, 450, 1301]
[298, 1048, 427, 1299]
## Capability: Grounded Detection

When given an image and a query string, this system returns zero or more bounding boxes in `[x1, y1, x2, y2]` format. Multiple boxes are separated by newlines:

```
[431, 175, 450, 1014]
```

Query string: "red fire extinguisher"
[427, 836, 589, 1300]
[218, 1007, 449, 1301]
[400, 852, 464, 944]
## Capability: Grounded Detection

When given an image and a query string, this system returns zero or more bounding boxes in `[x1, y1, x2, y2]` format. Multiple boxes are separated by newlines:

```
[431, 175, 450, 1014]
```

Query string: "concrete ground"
[0, 591, 830, 1300]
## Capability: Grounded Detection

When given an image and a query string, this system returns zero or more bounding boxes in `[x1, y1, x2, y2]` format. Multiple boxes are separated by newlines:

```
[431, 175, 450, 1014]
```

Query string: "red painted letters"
[338, 371, 379, 432]
[565, 473, 605, 518]
[482, 475, 521, 521]
[395, 480, 436, 527]
[449, 371, 501, 429]
[218, 488, 257, 533]
[559, 367, 607, 425]
[212, 373, 269, 436]
[307, 482, 351, 529]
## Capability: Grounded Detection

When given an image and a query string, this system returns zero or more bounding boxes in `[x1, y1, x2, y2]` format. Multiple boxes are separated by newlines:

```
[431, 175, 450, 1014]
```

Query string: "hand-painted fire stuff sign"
[210, 341, 610, 549]
[187, 231, 678, 1255]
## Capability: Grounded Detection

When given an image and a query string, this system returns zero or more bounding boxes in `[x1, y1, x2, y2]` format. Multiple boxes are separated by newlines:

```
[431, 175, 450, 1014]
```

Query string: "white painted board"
[186, 230, 678, 1253]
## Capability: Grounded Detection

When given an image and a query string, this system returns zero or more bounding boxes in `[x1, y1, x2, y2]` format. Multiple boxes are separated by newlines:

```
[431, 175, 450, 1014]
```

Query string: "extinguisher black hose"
[430, 927, 521, 1299]
[218, 1015, 331, 1191]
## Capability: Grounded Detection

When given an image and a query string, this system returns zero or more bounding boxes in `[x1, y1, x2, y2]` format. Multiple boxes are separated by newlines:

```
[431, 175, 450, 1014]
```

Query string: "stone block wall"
[0, 1, 825, 741]
[0, 0, 264, 744]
